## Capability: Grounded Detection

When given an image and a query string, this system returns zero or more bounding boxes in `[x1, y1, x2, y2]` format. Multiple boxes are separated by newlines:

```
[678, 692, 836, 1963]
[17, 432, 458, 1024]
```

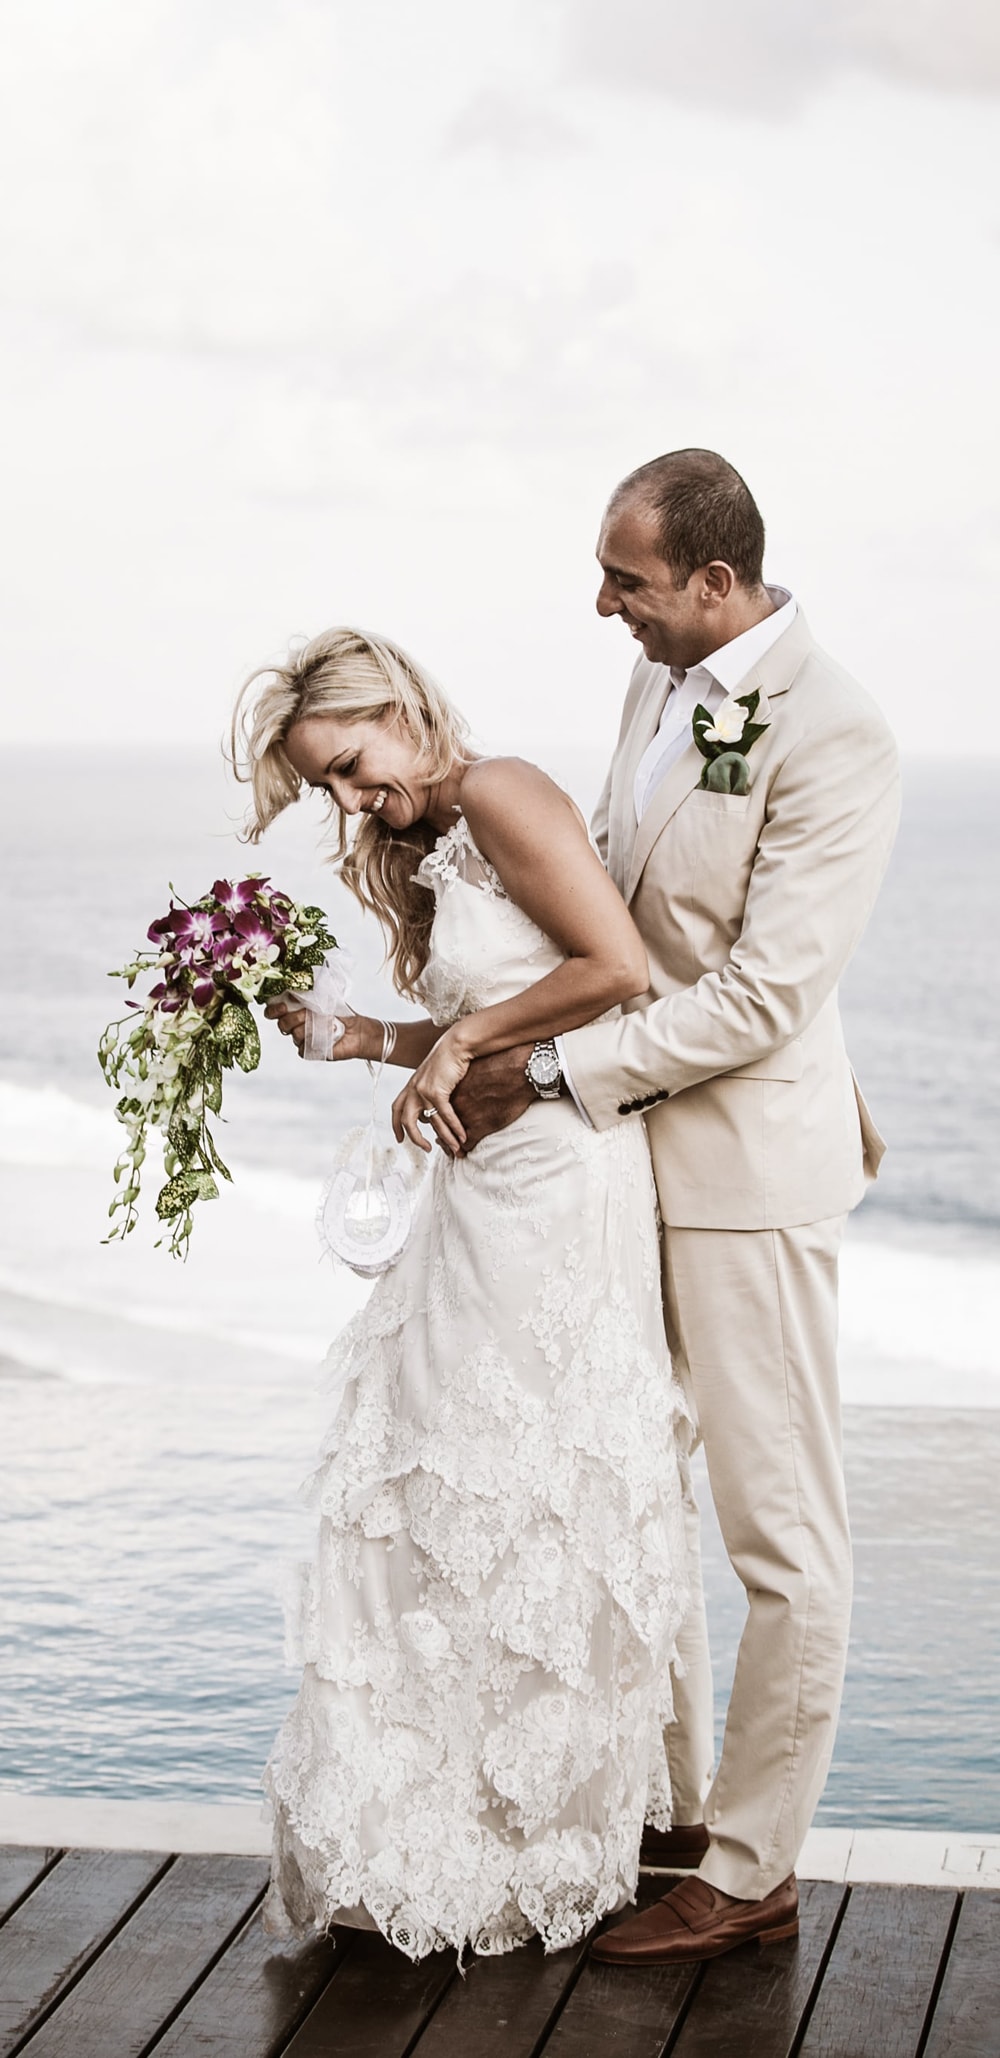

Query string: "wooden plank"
[797, 1883, 957, 2058]
[667, 1880, 846, 2058]
[0, 1849, 167, 2055]
[149, 1910, 345, 2058]
[922, 1890, 1000, 2058]
[539, 1955, 698, 2058]
[409, 1933, 589, 2058]
[16, 1854, 268, 2058]
[527, 1869, 704, 2058]
[536, 1876, 703, 2058]
[280, 1931, 456, 2058]
[0, 1851, 61, 1928]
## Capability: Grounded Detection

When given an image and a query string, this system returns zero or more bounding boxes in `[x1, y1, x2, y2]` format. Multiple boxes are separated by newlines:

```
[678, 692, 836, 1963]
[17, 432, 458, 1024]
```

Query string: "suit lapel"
[625, 740, 704, 901]
[741, 605, 813, 706]
[607, 661, 673, 894]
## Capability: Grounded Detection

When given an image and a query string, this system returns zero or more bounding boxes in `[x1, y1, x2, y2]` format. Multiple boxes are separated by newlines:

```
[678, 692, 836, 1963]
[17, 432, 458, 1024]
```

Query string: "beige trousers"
[661, 1215, 851, 1901]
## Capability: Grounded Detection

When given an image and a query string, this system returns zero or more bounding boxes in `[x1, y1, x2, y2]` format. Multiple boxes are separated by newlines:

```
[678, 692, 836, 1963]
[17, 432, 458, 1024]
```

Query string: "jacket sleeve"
[589, 759, 614, 867]
[561, 704, 901, 1128]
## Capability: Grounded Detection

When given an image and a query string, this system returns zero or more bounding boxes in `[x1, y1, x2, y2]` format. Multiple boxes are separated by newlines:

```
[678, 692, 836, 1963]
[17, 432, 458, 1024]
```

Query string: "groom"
[457, 448, 900, 1963]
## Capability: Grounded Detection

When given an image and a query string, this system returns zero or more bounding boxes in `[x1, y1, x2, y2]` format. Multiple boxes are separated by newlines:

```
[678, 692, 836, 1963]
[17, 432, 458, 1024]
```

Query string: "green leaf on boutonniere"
[691, 703, 718, 761]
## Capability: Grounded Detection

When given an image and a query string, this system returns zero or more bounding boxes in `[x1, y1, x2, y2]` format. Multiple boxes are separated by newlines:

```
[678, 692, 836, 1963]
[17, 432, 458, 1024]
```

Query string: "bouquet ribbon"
[275, 952, 354, 1059]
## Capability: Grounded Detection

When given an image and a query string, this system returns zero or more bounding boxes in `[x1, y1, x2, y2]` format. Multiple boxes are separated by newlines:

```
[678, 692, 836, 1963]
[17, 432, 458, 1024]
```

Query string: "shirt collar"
[670, 586, 796, 696]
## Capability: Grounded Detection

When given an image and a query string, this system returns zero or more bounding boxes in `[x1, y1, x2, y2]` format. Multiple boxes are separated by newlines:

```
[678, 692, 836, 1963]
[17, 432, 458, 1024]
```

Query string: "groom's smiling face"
[596, 501, 726, 670]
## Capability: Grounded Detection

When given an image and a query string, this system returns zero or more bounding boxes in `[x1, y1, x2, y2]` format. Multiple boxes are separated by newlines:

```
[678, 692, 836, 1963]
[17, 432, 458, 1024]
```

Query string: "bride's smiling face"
[285, 712, 444, 831]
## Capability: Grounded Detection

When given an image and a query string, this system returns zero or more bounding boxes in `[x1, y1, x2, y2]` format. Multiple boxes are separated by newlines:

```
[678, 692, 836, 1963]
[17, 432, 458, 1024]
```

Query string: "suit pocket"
[726, 1040, 804, 1082]
[683, 791, 752, 818]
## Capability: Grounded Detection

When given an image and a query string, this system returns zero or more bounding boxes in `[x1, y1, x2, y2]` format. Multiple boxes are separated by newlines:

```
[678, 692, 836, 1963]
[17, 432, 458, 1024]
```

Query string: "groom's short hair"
[610, 449, 766, 590]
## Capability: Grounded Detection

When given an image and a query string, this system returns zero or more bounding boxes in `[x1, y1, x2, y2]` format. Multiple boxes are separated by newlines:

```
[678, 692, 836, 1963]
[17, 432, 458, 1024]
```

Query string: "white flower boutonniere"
[692, 689, 770, 793]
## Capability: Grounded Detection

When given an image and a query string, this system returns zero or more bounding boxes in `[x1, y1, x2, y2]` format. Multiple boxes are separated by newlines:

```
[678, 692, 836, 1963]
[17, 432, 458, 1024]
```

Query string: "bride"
[233, 626, 689, 1960]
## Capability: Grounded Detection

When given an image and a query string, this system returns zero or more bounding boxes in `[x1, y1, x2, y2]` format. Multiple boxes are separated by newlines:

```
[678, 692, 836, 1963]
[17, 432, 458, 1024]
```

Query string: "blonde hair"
[229, 626, 471, 996]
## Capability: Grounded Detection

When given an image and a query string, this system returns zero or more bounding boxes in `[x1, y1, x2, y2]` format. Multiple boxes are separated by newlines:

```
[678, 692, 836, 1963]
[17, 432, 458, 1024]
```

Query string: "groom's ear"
[699, 561, 736, 606]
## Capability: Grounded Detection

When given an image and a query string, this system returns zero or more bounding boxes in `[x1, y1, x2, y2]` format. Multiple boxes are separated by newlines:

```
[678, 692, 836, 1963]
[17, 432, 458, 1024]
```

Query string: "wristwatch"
[525, 1039, 563, 1100]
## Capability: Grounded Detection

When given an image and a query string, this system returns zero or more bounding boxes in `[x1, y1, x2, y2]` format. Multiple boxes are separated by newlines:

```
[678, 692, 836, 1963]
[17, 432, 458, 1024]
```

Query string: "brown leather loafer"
[639, 1822, 711, 1870]
[590, 1872, 799, 1964]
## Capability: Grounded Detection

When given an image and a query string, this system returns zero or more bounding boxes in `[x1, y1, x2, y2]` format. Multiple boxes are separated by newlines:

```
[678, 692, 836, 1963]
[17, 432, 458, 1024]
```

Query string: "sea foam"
[1, 1079, 997, 1404]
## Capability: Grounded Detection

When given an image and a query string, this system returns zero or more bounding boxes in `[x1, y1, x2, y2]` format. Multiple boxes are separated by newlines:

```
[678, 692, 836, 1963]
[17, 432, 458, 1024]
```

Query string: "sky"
[1, 0, 998, 757]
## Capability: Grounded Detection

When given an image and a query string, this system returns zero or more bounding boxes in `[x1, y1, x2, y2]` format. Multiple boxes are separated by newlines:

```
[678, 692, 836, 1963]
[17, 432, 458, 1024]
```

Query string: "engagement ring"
[419, 1108, 435, 1123]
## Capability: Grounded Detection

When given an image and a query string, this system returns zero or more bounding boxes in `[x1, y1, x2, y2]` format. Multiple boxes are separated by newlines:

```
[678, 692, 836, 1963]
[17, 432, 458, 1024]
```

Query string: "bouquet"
[98, 876, 338, 1257]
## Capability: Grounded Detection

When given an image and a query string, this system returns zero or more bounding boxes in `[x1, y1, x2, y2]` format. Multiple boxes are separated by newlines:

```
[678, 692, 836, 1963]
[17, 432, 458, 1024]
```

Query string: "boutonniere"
[692, 690, 770, 793]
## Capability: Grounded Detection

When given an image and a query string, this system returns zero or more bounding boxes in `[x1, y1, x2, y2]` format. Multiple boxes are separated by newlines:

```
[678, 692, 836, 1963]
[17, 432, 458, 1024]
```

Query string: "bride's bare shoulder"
[460, 757, 586, 837]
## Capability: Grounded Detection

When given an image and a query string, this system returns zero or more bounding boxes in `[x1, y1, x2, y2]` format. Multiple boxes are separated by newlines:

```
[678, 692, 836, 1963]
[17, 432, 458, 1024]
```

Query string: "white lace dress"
[263, 817, 689, 1960]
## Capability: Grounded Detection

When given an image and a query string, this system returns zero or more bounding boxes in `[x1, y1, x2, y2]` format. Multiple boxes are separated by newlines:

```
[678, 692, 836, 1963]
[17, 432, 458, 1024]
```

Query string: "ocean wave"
[0, 1078, 369, 1385]
[0, 1078, 321, 1221]
[0, 1268, 339, 1369]
[0, 1078, 116, 1170]
[838, 1237, 1000, 1406]
[1, 1078, 997, 1404]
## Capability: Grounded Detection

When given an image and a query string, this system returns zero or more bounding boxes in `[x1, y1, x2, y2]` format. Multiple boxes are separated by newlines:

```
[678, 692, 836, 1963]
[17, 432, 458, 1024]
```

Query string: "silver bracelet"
[363, 1018, 397, 1081]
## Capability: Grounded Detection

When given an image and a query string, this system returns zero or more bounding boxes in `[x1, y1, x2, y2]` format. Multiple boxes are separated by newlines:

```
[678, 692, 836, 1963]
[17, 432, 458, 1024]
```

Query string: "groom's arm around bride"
[460, 448, 900, 1961]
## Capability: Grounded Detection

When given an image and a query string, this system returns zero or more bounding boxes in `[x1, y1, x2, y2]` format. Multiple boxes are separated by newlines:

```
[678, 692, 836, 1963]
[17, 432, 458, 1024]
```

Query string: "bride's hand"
[264, 1002, 377, 1063]
[392, 1030, 471, 1154]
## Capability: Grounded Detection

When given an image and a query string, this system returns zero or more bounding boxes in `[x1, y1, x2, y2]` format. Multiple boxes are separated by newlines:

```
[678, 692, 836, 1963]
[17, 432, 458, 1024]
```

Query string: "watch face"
[530, 1045, 561, 1088]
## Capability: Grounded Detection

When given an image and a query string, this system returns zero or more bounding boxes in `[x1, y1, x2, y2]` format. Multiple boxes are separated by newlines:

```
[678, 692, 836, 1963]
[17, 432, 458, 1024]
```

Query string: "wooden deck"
[1, 1847, 997, 2057]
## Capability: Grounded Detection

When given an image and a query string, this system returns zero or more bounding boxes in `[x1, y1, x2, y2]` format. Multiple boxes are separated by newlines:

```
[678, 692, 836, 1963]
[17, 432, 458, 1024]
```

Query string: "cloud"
[564, 0, 1000, 113]
[445, 88, 583, 158]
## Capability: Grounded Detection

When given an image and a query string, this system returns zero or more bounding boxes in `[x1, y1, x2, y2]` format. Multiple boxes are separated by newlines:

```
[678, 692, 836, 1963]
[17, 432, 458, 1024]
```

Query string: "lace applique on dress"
[415, 813, 508, 901]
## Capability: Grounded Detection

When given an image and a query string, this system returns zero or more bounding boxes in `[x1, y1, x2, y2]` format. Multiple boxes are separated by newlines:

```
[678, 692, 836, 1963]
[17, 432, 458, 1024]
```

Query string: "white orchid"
[701, 695, 750, 746]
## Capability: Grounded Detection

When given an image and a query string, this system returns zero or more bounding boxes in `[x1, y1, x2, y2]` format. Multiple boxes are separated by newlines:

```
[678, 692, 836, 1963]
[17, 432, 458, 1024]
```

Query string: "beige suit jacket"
[562, 609, 901, 1230]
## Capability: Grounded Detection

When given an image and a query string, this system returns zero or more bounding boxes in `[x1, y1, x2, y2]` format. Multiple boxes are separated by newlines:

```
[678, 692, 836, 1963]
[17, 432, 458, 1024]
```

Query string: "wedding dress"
[263, 816, 689, 1960]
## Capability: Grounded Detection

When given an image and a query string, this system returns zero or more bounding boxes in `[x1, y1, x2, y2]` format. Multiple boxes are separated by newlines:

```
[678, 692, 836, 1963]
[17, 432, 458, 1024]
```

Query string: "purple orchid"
[210, 930, 241, 969]
[149, 957, 195, 1009]
[147, 902, 229, 951]
[191, 973, 220, 1009]
[232, 908, 279, 954]
[212, 878, 262, 917]
[172, 906, 228, 950]
[260, 889, 293, 928]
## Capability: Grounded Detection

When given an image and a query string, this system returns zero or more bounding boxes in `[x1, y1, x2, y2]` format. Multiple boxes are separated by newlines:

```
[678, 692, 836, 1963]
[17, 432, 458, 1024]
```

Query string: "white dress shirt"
[557, 586, 796, 1118]
[632, 587, 795, 821]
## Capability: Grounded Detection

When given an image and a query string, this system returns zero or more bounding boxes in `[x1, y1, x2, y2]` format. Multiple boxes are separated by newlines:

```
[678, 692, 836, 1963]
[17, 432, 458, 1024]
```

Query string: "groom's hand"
[449, 1045, 534, 1155]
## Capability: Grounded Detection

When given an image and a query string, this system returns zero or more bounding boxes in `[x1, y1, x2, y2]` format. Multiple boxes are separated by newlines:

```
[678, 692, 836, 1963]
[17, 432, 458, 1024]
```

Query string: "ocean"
[1, 746, 997, 1829]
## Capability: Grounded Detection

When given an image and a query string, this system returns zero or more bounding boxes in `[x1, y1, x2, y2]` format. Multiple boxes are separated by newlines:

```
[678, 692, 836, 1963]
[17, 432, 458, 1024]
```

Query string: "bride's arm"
[460, 758, 648, 1046]
[394, 758, 648, 1150]
[265, 1005, 440, 1069]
